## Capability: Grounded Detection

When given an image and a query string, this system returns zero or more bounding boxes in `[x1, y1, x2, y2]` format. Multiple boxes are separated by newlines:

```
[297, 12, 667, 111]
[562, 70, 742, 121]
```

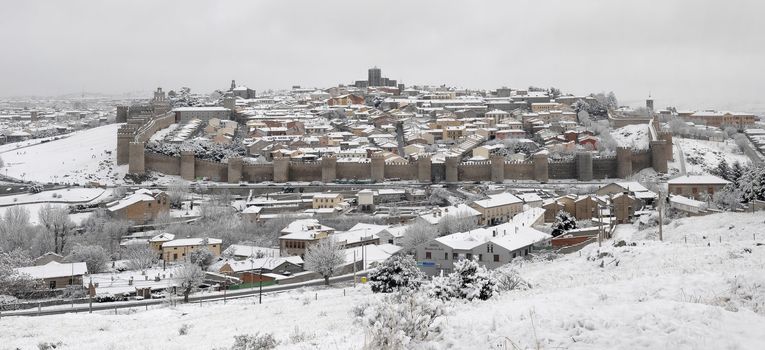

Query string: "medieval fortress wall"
[117, 114, 671, 184]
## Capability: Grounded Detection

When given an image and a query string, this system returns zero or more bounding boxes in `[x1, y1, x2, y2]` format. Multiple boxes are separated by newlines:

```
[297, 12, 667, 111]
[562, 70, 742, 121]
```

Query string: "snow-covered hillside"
[0, 124, 126, 185]
[611, 124, 650, 150]
[2, 212, 763, 349]
[677, 138, 750, 174]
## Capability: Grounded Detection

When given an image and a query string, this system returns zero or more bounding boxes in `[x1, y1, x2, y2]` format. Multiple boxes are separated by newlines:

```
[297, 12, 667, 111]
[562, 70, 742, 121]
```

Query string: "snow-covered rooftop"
[16, 261, 87, 279]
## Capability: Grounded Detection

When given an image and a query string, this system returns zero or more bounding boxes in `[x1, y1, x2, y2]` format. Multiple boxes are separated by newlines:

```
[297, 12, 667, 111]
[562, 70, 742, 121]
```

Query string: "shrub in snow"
[362, 290, 446, 349]
[428, 258, 498, 301]
[288, 326, 315, 344]
[369, 255, 425, 293]
[493, 267, 530, 292]
[178, 323, 191, 336]
[229, 332, 279, 350]
[37, 341, 64, 350]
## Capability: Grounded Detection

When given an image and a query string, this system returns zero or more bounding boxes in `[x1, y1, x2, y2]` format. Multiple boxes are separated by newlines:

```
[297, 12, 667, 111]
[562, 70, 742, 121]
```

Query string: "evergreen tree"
[430, 258, 497, 301]
[731, 161, 744, 184]
[369, 255, 424, 293]
[739, 165, 765, 202]
[551, 211, 577, 237]
[712, 159, 731, 181]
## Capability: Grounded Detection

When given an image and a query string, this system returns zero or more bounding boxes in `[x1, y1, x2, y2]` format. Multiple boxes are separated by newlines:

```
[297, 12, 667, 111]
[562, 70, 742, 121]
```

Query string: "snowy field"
[611, 124, 650, 150]
[2, 211, 764, 349]
[0, 187, 106, 206]
[0, 123, 127, 185]
[677, 137, 751, 174]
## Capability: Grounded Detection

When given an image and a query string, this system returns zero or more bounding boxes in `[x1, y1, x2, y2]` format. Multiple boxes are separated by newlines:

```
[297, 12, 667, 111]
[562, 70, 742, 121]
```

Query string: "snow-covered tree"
[437, 213, 478, 236]
[66, 244, 109, 273]
[166, 180, 189, 209]
[429, 258, 498, 301]
[369, 255, 425, 293]
[0, 248, 38, 299]
[125, 245, 157, 271]
[731, 161, 745, 183]
[189, 243, 215, 270]
[0, 205, 32, 252]
[551, 210, 577, 237]
[401, 220, 438, 253]
[739, 164, 765, 202]
[711, 159, 731, 181]
[304, 238, 345, 285]
[37, 204, 74, 254]
[174, 263, 205, 303]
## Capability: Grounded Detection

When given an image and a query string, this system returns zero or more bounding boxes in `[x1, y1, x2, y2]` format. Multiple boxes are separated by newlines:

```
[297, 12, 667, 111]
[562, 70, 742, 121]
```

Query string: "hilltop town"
[1, 67, 764, 349]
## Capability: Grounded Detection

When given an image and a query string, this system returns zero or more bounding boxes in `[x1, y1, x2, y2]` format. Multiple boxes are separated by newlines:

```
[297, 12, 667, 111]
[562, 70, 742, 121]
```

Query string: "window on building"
[478, 254, 482, 261]
[49, 281, 56, 289]
[453, 253, 458, 260]
[466, 253, 472, 260]
[425, 251, 432, 259]
[444, 252, 448, 260]
[494, 254, 500, 262]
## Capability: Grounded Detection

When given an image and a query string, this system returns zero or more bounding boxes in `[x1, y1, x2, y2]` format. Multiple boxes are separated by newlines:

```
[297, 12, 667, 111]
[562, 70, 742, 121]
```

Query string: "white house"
[415, 220, 551, 275]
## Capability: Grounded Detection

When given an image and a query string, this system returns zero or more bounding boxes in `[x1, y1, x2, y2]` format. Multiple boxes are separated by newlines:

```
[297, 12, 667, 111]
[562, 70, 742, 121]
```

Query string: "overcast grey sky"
[1, 0, 764, 111]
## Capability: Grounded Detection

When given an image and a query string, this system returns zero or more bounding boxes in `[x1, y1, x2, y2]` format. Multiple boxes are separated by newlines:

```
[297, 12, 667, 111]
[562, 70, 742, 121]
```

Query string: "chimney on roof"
[492, 230, 496, 237]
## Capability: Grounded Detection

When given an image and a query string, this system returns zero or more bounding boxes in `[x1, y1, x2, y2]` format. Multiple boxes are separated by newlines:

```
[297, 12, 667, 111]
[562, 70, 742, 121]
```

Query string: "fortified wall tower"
[490, 154, 505, 183]
[273, 156, 290, 183]
[532, 152, 548, 183]
[418, 155, 432, 183]
[322, 154, 337, 183]
[616, 147, 633, 178]
[445, 156, 459, 182]
[576, 152, 593, 182]
[370, 153, 385, 182]
[227, 157, 243, 183]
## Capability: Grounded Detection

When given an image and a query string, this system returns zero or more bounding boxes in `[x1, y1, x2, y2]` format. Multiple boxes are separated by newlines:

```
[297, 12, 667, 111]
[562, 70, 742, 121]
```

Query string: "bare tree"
[0, 205, 32, 251]
[66, 244, 109, 273]
[401, 220, 438, 253]
[166, 180, 189, 209]
[437, 213, 478, 236]
[125, 245, 157, 271]
[174, 263, 205, 302]
[38, 204, 74, 254]
[304, 238, 345, 286]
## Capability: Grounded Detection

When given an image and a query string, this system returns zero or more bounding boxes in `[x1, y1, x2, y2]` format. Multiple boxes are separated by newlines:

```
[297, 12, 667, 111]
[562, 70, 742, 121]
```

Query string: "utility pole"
[258, 266, 263, 305]
[598, 202, 603, 247]
[353, 250, 357, 287]
[658, 190, 664, 241]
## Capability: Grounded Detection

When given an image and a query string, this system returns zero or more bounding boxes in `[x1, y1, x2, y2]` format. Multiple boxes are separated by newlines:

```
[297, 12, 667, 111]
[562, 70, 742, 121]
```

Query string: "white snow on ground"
[611, 124, 650, 150]
[677, 137, 751, 174]
[0, 134, 72, 153]
[149, 123, 179, 142]
[1, 212, 764, 349]
[0, 123, 127, 185]
[0, 188, 106, 206]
